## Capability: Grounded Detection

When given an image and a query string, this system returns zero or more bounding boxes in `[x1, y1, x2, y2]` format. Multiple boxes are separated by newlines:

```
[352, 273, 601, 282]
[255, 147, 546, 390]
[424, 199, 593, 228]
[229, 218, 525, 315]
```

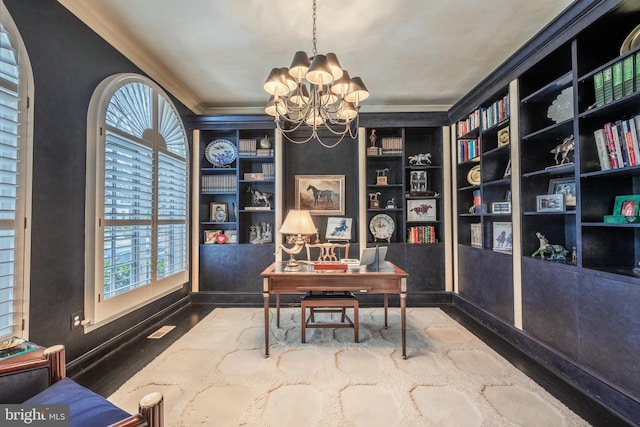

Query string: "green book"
[603, 66, 614, 104]
[593, 71, 604, 107]
[635, 52, 640, 93]
[612, 61, 623, 100]
[623, 56, 634, 96]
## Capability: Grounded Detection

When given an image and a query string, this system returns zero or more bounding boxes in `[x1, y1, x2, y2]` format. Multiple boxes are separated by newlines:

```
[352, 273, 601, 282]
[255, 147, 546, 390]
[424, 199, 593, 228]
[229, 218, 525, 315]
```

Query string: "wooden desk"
[261, 261, 409, 358]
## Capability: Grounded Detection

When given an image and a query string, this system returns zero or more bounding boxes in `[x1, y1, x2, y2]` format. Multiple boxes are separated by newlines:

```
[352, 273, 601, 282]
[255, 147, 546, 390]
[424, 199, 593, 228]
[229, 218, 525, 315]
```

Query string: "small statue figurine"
[550, 134, 575, 166]
[531, 232, 568, 261]
[386, 197, 396, 209]
[408, 153, 432, 165]
[369, 129, 377, 147]
[368, 191, 381, 209]
[571, 246, 577, 265]
[375, 167, 389, 185]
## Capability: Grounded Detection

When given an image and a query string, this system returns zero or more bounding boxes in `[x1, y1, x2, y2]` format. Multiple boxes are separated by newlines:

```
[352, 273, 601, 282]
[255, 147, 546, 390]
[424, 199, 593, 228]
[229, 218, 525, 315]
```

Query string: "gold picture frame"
[295, 175, 345, 215]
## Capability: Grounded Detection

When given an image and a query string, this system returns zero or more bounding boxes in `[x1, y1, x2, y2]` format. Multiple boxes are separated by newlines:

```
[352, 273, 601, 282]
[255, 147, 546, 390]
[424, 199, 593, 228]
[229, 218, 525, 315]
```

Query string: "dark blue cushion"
[25, 378, 131, 427]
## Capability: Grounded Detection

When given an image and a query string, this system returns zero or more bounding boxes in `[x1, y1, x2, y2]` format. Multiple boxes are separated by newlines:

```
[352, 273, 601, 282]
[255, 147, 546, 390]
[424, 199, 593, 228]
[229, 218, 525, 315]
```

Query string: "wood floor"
[72, 303, 632, 427]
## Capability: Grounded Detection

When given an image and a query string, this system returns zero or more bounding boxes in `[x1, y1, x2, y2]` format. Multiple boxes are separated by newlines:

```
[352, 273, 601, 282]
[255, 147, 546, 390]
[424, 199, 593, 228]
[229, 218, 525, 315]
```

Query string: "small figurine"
[386, 197, 396, 209]
[369, 129, 377, 147]
[531, 232, 568, 260]
[368, 191, 381, 209]
[375, 167, 389, 185]
[550, 134, 574, 166]
[247, 186, 272, 207]
[408, 153, 432, 165]
[571, 246, 577, 265]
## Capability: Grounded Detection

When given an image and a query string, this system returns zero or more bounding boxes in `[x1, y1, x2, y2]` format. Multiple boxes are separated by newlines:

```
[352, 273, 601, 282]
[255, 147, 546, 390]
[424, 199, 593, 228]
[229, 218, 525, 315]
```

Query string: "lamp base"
[284, 257, 301, 272]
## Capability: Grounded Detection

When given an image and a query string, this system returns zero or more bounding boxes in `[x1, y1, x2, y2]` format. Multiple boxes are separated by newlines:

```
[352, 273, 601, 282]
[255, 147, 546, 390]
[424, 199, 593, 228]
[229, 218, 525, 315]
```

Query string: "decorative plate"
[620, 24, 640, 54]
[467, 165, 481, 186]
[205, 139, 237, 167]
[369, 213, 395, 241]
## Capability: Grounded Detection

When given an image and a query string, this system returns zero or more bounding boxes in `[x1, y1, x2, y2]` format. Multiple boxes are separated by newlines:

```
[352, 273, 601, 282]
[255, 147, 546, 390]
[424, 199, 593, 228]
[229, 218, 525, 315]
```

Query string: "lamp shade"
[289, 51, 311, 81]
[264, 68, 290, 96]
[306, 54, 334, 86]
[344, 76, 370, 104]
[330, 69, 351, 97]
[325, 52, 344, 81]
[280, 210, 316, 235]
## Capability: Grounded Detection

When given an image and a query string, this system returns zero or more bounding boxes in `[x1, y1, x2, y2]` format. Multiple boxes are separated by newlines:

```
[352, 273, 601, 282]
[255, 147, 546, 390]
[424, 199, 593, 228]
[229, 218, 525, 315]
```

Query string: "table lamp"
[279, 209, 316, 271]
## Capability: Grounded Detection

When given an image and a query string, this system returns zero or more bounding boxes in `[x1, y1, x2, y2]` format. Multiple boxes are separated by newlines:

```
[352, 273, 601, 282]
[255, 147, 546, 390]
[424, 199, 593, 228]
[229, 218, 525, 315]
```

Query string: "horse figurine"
[550, 135, 574, 165]
[375, 168, 389, 177]
[247, 186, 272, 207]
[408, 153, 432, 165]
[531, 232, 568, 260]
[306, 185, 334, 207]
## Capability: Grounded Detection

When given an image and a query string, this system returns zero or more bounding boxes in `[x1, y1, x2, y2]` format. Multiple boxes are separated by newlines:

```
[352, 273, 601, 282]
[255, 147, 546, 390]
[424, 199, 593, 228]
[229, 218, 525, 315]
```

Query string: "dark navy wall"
[5, 0, 192, 362]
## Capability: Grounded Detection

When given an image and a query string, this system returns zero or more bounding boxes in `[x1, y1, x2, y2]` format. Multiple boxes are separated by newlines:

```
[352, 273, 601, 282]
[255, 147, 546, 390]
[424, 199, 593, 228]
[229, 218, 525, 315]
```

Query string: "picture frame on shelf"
[470, 223, 482, 248]
[613, 195, 640, 217]
[503, 159, 512, 178]
[225, 230, 238, 243]
[203, 230, 221, 244]
[491, 201, 511, 214]
[407, 199, 437, 221]
[325, 217, 353, 241]
[295, 175, 345, 215]
[492, 221, 512, 252]
[209, 202, 228, 222]
[497, 126, 510, 147]
[536, 194, 565, 212]
[548, 177, 576, 207]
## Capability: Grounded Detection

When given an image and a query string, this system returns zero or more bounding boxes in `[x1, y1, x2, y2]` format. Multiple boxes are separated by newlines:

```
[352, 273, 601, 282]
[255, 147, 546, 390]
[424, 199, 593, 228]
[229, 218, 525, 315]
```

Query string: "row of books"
[593, 116, 640, 170]
[380, 137, 403, 155]
[593, 53, 640, 107]
[201, 174, 237, 192]
[457, 138, 480, 163]
[261, 162, 275, 180]
[238, 139, 274, 157]
[481, 93, 510, 130]
[407, 225, 437, 244]
[457, 108, 481, 136]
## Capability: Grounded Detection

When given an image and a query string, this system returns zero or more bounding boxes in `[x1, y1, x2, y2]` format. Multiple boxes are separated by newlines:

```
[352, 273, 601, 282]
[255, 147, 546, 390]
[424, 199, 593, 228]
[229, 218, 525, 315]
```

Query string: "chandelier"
[263, 0, 369, 148]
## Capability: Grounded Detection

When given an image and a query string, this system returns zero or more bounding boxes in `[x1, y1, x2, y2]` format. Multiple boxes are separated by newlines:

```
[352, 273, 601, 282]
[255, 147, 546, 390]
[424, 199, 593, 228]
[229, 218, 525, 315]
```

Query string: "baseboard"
[451, 294, 639, 426]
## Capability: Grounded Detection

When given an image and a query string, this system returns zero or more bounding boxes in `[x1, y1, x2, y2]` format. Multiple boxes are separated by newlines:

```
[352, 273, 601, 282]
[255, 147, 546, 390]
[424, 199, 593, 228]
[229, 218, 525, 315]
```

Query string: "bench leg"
[354, 305, 359, 343]
[384, 294, 389, 328]
[301, 304, 306, 343]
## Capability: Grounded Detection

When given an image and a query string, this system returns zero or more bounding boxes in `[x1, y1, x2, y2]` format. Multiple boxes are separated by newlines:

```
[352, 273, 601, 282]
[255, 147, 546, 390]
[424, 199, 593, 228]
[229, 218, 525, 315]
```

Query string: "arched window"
[86, 74, 188, 329]
[0, 5, 33, 339]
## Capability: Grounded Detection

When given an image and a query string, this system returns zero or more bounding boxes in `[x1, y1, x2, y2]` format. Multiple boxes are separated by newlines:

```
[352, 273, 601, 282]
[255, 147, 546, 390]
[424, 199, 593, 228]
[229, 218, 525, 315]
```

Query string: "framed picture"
[491, 201, 511, 214]
[203, 230, 221, 244]
[209, 202, 228, 222]
[295, 175, 345, 215]
[613, 195, 640, 216]
[225, 230, 238, 243]
[325, 217, 353, 240]
[503, 159, 512, 178]
[492, 221, 512, 251]
[536, 193, 565, 212]
[548, 177, 576, 207]
[497, 126, 510, 147]
[470, 223, 482, 248]
[407, 199, 437, 221]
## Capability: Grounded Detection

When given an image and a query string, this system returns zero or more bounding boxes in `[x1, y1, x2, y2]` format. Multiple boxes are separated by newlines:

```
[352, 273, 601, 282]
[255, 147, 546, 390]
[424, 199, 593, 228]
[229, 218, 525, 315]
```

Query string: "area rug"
[108, 307, 589, 426]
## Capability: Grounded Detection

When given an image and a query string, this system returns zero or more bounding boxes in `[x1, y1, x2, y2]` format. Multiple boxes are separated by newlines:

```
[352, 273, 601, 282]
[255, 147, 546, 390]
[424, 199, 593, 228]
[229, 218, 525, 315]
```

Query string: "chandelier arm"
[280, 129, 318, 145]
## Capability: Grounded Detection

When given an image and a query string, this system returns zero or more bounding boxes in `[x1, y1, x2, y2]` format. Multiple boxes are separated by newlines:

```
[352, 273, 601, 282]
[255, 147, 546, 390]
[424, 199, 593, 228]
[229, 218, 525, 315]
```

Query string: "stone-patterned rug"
[108, 307, 589, 426]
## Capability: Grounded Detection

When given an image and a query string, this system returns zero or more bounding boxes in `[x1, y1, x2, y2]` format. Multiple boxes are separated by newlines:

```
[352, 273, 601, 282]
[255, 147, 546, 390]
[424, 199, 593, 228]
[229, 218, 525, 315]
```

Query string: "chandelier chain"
[312, 0, 317, 56]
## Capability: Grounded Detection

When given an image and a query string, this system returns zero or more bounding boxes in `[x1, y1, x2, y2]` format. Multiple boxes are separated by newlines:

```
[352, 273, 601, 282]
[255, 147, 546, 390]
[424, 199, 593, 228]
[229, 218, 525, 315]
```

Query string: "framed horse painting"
[295, 175, 345, 215]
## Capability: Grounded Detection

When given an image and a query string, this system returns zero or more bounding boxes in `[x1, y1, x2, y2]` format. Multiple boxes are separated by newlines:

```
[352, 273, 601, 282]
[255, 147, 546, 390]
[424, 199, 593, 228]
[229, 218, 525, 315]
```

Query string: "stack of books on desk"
[313, 262, 348, 272]
[0, 337, 44, 364]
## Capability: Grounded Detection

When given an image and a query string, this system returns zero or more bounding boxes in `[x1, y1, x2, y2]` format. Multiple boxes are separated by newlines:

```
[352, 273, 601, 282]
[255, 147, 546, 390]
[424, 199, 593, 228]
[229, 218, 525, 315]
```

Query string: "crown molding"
[57, 0, 206, 114]
[202, 103, 452, 116]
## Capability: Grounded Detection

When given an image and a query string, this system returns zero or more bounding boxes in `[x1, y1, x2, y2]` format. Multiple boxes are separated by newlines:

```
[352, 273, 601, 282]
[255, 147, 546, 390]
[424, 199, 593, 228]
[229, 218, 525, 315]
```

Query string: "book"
[593, 71, 605, 107]
[623, 119, 638, 166]
[612, 121, 629, 167]
[313, 262, 347, 272]
[593, 128, 611, 170]
[603, 66, 614, 104]
[612, 61, 623, 100]
[623, 56, 634, 97]
[635, 52, 640, 94]
[245, 206, 270, 210]
[603, 122, 621, 168]
[470, 223, 482, 248]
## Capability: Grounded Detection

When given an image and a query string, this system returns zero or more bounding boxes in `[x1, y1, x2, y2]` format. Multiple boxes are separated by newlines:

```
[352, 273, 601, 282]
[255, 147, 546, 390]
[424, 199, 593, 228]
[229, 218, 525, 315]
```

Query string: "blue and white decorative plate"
[205, 139, 238, 167]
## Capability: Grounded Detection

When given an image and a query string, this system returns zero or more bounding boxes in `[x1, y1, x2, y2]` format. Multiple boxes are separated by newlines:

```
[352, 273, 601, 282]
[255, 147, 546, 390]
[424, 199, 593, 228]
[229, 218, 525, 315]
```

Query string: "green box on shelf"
[604, 194, 640, 223]
[603, 215, 640, 224]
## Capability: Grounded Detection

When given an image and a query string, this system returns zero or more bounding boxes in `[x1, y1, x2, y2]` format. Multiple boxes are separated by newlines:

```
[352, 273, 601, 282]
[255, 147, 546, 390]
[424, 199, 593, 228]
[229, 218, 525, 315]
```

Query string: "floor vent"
[147, 325, 176, 339]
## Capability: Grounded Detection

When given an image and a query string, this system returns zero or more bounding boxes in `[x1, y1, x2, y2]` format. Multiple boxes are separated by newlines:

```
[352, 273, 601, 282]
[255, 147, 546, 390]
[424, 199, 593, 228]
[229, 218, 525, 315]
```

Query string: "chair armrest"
[109, 392, 164, 427]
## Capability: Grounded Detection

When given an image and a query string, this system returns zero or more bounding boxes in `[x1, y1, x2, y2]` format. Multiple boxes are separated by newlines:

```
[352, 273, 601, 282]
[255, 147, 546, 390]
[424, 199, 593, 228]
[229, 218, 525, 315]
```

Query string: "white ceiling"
[58, 0, 574, 115]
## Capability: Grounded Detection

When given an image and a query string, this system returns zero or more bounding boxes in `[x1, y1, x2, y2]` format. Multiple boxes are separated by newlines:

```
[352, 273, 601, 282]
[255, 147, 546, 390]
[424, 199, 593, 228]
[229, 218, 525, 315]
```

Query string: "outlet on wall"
[70, 311, 83, 330]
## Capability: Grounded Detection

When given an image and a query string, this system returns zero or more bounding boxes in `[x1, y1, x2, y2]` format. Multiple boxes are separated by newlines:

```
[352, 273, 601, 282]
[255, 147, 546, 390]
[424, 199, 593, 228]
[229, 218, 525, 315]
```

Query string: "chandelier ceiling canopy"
[263, 0, 369, 148]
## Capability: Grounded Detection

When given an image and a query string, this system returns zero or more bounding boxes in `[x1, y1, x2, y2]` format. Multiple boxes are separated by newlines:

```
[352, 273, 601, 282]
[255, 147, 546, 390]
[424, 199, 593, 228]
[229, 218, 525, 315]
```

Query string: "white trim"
[441, 126, 453, 292]
[85, 73, 188, 332]
[191, 129, 200, 291]
[509, 79, 523, 330]
[450, 125, 459, 294]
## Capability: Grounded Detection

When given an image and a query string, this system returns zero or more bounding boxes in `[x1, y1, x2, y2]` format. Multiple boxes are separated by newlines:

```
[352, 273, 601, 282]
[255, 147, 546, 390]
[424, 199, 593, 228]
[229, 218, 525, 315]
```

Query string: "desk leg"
[400, 292, 407, 359]
[263, 291, 270, 358]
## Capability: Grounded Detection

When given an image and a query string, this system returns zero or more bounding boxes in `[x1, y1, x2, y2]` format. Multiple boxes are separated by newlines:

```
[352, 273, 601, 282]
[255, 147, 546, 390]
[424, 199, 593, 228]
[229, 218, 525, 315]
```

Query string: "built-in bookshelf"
[365, 127, 443, 245]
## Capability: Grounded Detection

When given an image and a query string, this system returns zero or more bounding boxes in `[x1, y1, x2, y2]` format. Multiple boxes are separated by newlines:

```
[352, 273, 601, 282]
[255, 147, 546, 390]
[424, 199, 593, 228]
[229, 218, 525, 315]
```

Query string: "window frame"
[85, 73, 189, 331]
[0, 3, 34, 341]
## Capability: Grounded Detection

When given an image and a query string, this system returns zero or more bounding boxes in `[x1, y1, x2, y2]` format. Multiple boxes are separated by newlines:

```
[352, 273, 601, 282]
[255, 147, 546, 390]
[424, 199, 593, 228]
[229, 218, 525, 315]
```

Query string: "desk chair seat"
[301, 293, 359, 343]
